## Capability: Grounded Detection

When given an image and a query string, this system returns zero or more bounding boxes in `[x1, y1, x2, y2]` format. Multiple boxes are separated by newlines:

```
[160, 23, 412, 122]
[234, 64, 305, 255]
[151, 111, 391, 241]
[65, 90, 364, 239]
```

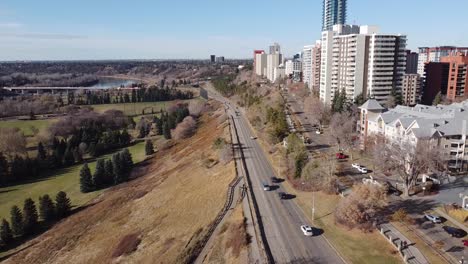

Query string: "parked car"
[278, 192, 287, 200]
[358, 166, 368, 174]
[300, 225, 314, 236]
[250, 136, 257, 140]
[462, 239, 468, 247]
[424, 214, 442, 223]
[262, 182, 270, 191]
[336, 153, 347, 159]
[315, 129, 322, 135]
[271, 177, 281, 183]
[304, 137, 311, 144]
[352, 163, 360, 169]
[442, 226, 467, 238]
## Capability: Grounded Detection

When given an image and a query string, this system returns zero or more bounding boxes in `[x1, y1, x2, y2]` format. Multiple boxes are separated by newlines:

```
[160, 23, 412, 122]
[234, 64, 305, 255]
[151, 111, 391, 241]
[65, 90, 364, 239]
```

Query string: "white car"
[262, 183, 270, 191]
[425, 214, 442, 223]
[250, 136, 257, 140]
[300, 225, 314, 236]
[358, 166, 368, 174]
[315, 129, 322, 135]
[352, 163, 360, 169]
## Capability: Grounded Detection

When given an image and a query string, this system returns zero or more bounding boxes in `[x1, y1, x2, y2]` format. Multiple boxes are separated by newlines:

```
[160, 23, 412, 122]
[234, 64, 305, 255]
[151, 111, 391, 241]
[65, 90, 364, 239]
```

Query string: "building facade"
[406, 50, 418, 74]
[421, 62, 450, 105]
[255, 52, 267, 77]
[402, 74, 421, 106]
[322, 0, 347, 31]
[417, 46, 468, 76]
[441, 53, 468, 101]
[210, 55, 215, 63]
[267, 53, 281, 82]
[359, 99, 468, 171]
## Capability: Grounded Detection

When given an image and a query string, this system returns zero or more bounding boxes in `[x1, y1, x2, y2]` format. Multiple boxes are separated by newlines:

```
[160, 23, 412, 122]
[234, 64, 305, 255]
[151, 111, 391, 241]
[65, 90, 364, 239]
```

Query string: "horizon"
[0, 0, 467, 60]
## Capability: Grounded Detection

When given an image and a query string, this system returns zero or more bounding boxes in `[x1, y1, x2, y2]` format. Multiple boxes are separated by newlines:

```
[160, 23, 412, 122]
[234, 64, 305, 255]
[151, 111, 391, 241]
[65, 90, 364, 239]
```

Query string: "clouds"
[0, 22, 21, 29]
[3, 32, 86, 40]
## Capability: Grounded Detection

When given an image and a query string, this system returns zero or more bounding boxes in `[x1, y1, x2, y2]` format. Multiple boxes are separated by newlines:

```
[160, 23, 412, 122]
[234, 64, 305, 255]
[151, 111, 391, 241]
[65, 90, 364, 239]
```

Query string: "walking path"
[379, 222, 429, 264]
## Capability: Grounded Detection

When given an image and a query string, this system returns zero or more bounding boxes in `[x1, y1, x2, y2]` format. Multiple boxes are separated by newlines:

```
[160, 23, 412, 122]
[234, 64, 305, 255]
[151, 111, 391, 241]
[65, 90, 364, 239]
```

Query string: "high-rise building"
[255, 52, 267, 76]
[402, 74, 421, 106]
[441, 53, 468, 101]
[302, 41, 321, 91]
[215, 56, 225, 63]
[319, 25, 406, 105]
[322, 0, 347, 31]
[210, 55, 216, 63]
[405, 50, 418, 74]
[269, 43, 281, 55]
[417, 46, 468, 76]
[253, 50, 264, 67]
[421, 62, 450, 105]
[267, 53, 281, 82]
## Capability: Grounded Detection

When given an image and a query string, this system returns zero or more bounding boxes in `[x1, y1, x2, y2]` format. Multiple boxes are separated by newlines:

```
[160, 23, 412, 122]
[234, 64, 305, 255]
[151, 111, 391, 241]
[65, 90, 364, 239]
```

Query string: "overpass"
[3, 86, 138, 94]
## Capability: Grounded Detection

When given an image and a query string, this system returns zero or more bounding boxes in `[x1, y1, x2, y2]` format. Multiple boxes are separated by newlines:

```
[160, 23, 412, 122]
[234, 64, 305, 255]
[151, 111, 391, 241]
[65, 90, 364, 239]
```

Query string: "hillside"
[2, 101, 235, 264]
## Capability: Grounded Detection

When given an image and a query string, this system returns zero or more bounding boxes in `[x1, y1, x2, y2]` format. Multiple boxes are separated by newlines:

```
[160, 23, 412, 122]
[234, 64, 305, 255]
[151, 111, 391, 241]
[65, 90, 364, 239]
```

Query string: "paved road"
[209, 91, 344, 264]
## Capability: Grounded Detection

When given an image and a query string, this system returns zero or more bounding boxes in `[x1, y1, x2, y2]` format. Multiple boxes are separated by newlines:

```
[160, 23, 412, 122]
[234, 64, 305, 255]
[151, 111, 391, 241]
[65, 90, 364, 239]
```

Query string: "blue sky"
[0, 0, 467, 60]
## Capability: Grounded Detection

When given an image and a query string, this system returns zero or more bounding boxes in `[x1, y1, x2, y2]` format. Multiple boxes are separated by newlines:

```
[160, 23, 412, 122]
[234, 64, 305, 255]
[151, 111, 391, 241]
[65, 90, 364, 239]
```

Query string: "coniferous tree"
[163, 121, 171, 139]
[0, 152, 8, 186]
[120, 129, 131, 145]
[39, 195, 55, 222]
[0, 219, 13, 246]
[145, 140, 154, 155]
[10, 205, 23, 237]
[121, 149, 134, 175]
[55, 191, 71, 219]
[138, 125, 146, 138]
[37, 142, 47, 160]
[156, 119, 163, 135]
[79, 163, 94, 193]
[63, 147, 75, 166]
[93, 159, 106, 189]
[104, 159, 114, 186]
[22, 198, 38, 236]
[112, 153, 124, 184]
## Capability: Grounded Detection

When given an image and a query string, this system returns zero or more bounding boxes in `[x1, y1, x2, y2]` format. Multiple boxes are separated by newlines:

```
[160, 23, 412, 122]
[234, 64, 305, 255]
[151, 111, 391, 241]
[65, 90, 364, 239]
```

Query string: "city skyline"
[0, 0, 467, 60]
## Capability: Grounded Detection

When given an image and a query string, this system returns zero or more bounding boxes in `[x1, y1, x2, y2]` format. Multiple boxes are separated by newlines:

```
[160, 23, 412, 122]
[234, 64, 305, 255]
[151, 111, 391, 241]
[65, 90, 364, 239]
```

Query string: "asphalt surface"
[209, 91, 344, 264]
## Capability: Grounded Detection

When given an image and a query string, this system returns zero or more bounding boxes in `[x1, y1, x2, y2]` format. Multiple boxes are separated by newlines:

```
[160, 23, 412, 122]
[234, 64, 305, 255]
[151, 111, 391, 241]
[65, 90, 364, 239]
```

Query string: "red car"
[336, 153, 347, 159]
[463, 239, 468, 247]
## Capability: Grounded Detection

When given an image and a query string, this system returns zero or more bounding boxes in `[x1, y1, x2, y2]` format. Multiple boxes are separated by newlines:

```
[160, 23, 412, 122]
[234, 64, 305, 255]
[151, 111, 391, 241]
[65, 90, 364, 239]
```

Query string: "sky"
[0, 0, 467, 60]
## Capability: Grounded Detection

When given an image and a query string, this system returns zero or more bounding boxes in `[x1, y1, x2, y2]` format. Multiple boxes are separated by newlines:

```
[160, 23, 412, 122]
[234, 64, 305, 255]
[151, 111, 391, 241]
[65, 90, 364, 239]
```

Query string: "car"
[463, 239, 468, 247]
[424, 214, 442, 223]
[271, 177, 281, 183]
[278, 192, 287, 199]
[300, 225, 314, 236]
[352, 163, 360, 169]
[336, 153, 347, 159]
[315, 129, 322, 135]
[250, 136, 257, 140]
[442, 226, 467, 238]
[262, 183, 270, 191]
[358, 166, 368, 174]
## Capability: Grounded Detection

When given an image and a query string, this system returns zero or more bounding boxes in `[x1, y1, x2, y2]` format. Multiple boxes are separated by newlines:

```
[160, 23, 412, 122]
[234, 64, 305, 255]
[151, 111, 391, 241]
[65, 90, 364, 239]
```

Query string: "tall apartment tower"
[269, 43, 281, 55]
[405, 50, 418, 74]
[402, 74, 421, 106]
[320, 25, 407, 105]
[303, 41, 322, 92]
[441, 53, 468, 100]
[417, 46, 468, 76]
[322, 0, 347, 31]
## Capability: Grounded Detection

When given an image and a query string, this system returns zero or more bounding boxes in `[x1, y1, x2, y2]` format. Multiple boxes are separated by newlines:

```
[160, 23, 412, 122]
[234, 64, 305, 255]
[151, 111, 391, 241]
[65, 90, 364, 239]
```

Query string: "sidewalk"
[379, 222, 429, 264]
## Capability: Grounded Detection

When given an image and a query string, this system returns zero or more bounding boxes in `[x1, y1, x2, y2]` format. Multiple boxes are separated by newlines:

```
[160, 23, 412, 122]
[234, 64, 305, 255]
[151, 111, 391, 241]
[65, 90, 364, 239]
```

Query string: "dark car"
[442, 226, 467, 238]
[335, 153, 347, 159]
[278, 192, 287, 199]
[463, 239, 468, 247]
[271, 177, 281, 183]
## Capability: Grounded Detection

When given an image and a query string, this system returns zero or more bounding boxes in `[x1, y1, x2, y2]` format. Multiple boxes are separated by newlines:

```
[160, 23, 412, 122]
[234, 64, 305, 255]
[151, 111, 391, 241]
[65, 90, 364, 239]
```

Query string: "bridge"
[3, 86, 138, 94]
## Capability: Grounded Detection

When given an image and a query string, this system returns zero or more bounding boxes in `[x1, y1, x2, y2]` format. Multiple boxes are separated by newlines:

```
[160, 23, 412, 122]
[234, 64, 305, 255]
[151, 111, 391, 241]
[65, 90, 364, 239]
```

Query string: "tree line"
[80, 149, 134, 193]
[0, 191, 71, 249]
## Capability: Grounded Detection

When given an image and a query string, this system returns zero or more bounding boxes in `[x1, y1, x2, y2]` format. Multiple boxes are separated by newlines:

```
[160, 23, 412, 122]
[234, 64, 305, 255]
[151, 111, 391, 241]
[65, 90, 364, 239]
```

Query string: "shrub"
[172, 116, 197, 140]
[111, 233, 141, 258]
[391, 208, 408, 223]
[188, 100, 206, 117]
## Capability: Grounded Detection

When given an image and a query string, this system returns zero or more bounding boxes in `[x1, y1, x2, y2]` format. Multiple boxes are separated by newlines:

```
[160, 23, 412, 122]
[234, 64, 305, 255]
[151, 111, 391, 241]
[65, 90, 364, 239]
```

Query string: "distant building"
[215, 56, 225, 63]
[441, 53, 468, 101]
[274, 65, 286, 82]
[267, 53, 281, 82]
[322, 0, 347, 31]
[269, 43, 281, 55]
[253, 50, 265, 67]
[285, 59, 302, 82]
[402, 74, 421, 106]
[406, 50, 418, 74]
[417, 46, 468, 76]
[421, 62, 450, 105]
[302, 42, 321, 91]
[255, 52, 267, 76]
[210, 55, 216, 63]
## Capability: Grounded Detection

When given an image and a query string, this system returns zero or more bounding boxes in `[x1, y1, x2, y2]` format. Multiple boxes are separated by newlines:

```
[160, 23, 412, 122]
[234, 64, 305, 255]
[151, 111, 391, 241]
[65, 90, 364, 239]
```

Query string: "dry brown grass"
[112, 233, 141, 258]
[2, 100, 236, 264]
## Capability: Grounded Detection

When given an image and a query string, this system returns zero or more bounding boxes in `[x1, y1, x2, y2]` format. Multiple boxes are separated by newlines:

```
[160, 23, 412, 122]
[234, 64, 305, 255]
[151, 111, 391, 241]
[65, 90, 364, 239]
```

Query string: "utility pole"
[312, 191, 315, 224]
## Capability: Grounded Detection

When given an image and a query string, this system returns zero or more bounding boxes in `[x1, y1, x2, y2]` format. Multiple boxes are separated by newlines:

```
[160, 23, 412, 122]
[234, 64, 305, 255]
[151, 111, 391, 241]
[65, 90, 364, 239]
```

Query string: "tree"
[55, 191, 71, 219]
[63, 147, 75, 166]
[93, 159, 106, 189]
[0, 219, 13, 246]
[121, 149, 134, 175]
[10, 205, 23, 237]
[432, 92, 442, 106]
[22, 198, 38, 235]
[79, 163, 94, 193]
[304, 96, 330, 128]
[329, 112, 358, 154]
[145, 140, 154, 155]
[0, 153, 8, 186]
[138, 125, 147, 138]
[112, 153, 124, 184]
[373, 138, 445, 197]
[163, 121, 171, 139]
[120, 129, 131, 145]
[39, 194, 55, 222]
[104, 159, 114, 186]
[354, 92, 366, 106]
[172, 116, 197, 140]
[37, 142, 47, 160]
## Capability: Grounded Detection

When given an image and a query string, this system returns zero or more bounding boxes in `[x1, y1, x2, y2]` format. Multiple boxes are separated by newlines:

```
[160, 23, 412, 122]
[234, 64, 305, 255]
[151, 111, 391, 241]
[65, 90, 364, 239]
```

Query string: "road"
[209, 91, 344, 264]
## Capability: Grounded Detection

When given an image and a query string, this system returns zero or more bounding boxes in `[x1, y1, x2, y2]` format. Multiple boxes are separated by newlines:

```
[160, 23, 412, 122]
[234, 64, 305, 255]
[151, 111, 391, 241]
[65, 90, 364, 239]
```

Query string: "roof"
[359, 99, 385, 111]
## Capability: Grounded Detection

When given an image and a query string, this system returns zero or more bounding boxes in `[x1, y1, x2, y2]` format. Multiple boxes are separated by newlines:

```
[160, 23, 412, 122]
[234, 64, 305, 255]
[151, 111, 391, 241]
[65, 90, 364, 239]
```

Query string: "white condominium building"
[255, 52, 267, 76]
[267, 53, 281, 82]
[302, 41, 321, 91]
[285, 60, 302, 76]
[319, 25, 407, 105]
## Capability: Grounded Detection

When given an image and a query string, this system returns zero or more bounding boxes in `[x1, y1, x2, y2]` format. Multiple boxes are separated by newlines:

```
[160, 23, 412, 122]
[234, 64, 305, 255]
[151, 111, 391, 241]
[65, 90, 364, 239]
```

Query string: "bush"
[111, 233, 141, 258]
[391, 208, 408, 223]
[188, 100, 206, 117]
[172, 116, 197, 140]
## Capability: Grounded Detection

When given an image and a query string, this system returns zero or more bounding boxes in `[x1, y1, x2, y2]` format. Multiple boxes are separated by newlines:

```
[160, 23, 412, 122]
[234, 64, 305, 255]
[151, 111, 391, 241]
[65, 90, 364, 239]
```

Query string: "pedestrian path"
[379, 222, 429, 264]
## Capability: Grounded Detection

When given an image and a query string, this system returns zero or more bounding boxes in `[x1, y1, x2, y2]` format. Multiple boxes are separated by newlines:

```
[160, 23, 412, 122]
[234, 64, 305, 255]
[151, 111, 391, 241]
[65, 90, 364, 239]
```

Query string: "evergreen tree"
[37, 142, 47, 160]
[38, 195, 55, 222]
[433, 92, 442, 106]
[0, 152, 8, 186]
[354, 92, 366, 106]
[112, 153, 124, 184]
[138, 125, 147, 138]
[120, 129, 131, 145]
[103, 159, 113, 185]
[93, 159, 106, 189]
[79, 163, 94, 193]
[145, 140, 154, 155]
[121, 149, 134, 174]
[55, 191, 71, 219]
[163, 121, 171, 139]
[0, 219, 13, 246]
[10, 205, 23, 237]
[156, 120, 163, 135]
[22, 198, 38, 236]
[63, 147, 75, 166]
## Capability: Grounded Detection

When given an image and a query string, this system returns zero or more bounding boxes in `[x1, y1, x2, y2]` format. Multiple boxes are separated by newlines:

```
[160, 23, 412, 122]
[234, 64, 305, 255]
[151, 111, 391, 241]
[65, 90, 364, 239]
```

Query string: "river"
[90, 78, 136, 89]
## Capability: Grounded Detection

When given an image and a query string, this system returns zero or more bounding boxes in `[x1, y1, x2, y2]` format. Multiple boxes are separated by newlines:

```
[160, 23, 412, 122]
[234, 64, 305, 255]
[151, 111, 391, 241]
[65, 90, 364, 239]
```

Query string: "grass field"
[90, 101, 192, 116]
[0, 119, 56, 137]
[0, 141, 147, 221]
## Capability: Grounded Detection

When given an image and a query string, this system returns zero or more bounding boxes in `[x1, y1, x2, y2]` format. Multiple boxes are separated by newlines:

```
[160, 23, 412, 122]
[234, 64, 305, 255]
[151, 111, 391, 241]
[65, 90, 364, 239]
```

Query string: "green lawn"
[0, 119, 56, 137]
[90, 101, 192, 116]
[0, 141, 147, 220]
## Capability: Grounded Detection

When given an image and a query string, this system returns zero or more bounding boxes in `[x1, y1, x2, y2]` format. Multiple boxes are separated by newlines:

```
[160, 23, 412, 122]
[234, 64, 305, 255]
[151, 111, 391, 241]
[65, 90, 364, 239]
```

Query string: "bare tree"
[172, 116, 197, 140]
[375, 138, 445, 197]
[329, 112, 359, 157]
[0, 127, 27, 158]
[188, 100, 206, 117]
[303, 96, 330, 128]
